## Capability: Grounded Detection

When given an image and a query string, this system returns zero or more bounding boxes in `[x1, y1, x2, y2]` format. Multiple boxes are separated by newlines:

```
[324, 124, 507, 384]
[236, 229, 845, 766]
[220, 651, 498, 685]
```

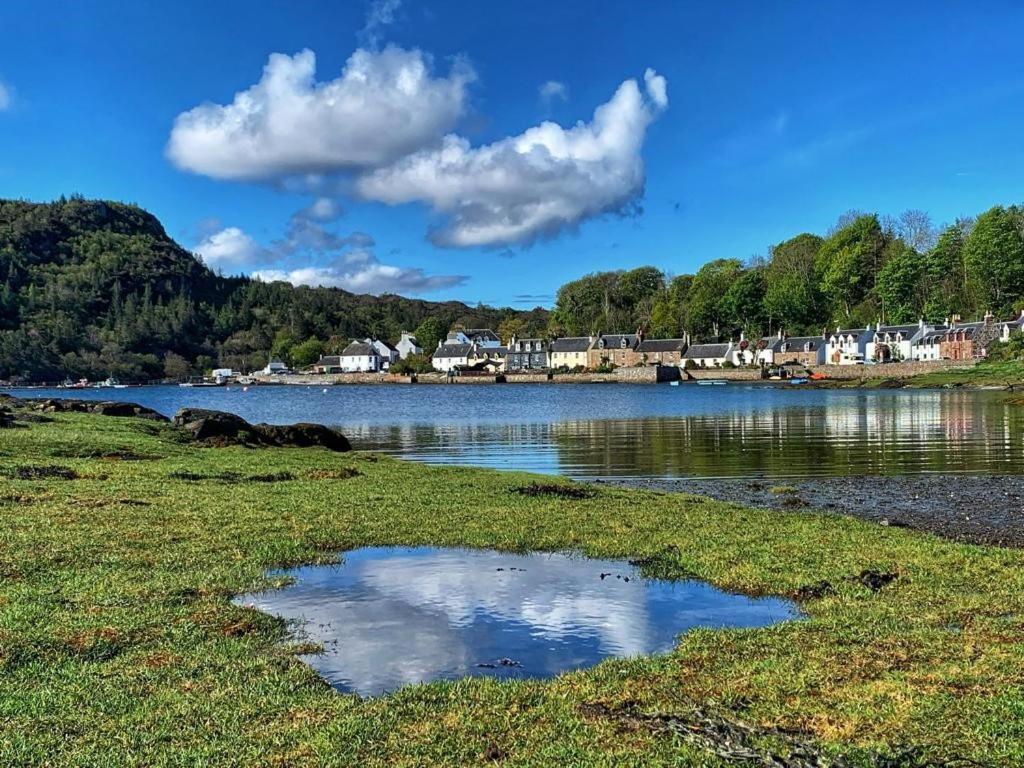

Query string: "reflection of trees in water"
[348, 392, 1024, 479]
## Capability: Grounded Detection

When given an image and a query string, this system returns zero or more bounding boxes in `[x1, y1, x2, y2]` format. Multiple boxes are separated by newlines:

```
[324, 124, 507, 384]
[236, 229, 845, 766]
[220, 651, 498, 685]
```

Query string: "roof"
[373, 339, 399, 352]
[637, 338, 687, 353]
[317, 355, 342, 367]
[432, 343, 473, 359]
[341, 341, 376, 356]
[683, 343, 730, 359]
[463, 328, 500, 342]
[550, 337, 593, 353]
[873, 324, 920, 338]
[471, 346, 507, 356]
[773, 336, 825, 352]
[398, 334, 420, 346]
[597, 333, 639, 349]
[830, 329, 865, 339]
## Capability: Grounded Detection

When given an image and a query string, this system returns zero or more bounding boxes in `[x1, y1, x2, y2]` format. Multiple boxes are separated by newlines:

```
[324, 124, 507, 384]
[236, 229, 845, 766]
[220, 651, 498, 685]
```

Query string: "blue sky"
[1, 1, 1023, 308]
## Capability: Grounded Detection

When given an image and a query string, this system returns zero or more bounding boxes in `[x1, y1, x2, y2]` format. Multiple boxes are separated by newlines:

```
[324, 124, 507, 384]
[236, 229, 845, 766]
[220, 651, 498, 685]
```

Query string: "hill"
[0, 197, 547, 382]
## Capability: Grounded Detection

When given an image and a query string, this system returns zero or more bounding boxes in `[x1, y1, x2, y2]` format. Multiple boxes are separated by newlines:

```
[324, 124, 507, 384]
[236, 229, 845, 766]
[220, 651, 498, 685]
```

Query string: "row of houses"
[304, 311, 1024, 374]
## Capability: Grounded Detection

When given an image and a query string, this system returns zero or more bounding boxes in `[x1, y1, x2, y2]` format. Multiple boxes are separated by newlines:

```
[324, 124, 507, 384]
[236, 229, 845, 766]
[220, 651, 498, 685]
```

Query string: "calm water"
[7, 383, 1024, 479]
[234, 547, 800, 696]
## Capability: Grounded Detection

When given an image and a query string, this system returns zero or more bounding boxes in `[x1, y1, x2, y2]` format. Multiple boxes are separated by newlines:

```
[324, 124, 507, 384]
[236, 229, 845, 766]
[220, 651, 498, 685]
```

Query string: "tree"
[498, 316, 527, 344]
[721, 265, 766, 335]
[962, 205, 1024, 313]
[685, 259, 743, 339]
[815, 215, 887, 323]
[763, 234, 823, 333]
[923, 223, 969, 320]
[290, 337, 325, 368]
[413, 316, 447, 352]
[876, 244, 925, 323]
[163, 352, 191, 381]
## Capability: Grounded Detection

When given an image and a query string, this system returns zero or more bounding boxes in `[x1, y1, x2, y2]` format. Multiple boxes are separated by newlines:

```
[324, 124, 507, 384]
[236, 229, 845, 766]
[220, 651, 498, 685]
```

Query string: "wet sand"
[597, 475, 1024, 548]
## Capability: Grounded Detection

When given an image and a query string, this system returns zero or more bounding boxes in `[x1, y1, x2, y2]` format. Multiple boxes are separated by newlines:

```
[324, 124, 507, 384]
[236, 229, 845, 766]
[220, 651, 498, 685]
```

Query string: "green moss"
[2, 412, 1023, 766]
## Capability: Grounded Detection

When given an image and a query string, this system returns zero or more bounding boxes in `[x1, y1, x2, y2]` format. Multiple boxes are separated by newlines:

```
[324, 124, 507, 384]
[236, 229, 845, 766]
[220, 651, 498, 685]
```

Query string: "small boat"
[697, 379, 728, 386]
[669, 380, 680, 387]
[789, 378, 809, 385]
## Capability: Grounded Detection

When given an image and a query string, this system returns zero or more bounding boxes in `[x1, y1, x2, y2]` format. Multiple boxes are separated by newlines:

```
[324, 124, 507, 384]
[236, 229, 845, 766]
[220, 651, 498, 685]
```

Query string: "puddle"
[235, 547, 801, 697]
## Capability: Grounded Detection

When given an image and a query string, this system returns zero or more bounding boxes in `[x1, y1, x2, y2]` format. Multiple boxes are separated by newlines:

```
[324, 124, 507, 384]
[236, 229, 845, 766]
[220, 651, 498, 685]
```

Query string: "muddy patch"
[306, 467, 361, 480]
[168, 470, 295, 484]
[5, 465, 80, 481]
[511, 482, 595, 500]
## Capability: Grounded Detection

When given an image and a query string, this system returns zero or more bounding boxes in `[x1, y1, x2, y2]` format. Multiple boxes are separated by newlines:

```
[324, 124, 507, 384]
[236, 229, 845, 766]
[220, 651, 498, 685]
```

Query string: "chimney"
[984, 310, 994, 325]
[777, 328, 783, 340]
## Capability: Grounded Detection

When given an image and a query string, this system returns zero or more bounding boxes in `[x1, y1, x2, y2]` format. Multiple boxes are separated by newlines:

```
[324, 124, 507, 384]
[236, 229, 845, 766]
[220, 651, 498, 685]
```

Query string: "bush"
[722, 360, 736, 369]
[683, 359, 697, 370]
[391, 353, 434, 374]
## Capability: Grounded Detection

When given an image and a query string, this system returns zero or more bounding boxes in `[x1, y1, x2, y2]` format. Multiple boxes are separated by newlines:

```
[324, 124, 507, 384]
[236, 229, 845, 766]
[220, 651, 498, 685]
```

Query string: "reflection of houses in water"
[345, 393, 1024, 479]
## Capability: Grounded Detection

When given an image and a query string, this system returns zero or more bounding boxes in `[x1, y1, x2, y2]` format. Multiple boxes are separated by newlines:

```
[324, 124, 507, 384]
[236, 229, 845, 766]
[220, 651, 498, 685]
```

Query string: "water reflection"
[235, 547, 799, 696]
[9, 385, 1023, 479]
[355, 391, 1024, 478]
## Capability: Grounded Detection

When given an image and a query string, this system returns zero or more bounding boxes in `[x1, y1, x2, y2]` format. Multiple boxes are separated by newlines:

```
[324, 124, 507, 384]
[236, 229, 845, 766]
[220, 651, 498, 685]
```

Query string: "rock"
[254, 423, 351, 452]
[31, 398, 167, 421]
[0, 407, 15, 428]
[172, 408, 255, 443]
[171, 408, 351, 452]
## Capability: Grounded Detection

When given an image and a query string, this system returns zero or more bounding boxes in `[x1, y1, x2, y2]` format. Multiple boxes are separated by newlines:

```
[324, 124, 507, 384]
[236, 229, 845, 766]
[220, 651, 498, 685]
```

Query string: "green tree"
[815, 215, 887, 323]
[290, 337, 325, 368]
[876, 244, 925, 323]
[163, 352, 192, 381]
[413, 316, 447, 352]
[763, 234, 823, 333]
[685, 259, 743, 339]
[962, 205, 1024, 313]
[923, 223, 970, 320]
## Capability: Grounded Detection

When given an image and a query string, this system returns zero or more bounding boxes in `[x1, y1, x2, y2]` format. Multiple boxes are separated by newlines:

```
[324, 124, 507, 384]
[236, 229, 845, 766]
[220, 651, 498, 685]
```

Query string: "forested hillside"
[0, 198, 547, 382]
[549, 206, 1024, 342]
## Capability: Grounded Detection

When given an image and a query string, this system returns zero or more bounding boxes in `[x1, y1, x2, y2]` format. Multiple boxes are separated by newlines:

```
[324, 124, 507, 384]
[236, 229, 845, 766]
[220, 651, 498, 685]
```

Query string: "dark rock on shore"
[172, 407, 351, 452]
[31, 398, 167, 422]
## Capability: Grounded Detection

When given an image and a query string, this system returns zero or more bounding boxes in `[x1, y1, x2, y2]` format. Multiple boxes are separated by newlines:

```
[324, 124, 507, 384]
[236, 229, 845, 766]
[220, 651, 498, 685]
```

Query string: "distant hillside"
[0, 197, 548, 382]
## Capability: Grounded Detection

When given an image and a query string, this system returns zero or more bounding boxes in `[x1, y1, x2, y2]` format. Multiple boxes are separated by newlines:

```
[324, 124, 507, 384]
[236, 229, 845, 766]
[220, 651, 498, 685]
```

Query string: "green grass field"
[1, 408, 1023, 766]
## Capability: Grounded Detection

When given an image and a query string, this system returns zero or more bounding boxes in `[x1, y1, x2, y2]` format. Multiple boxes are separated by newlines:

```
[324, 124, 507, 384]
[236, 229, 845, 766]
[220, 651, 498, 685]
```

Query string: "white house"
[396, 331, 423, 359]
[727, 334, 756, 366]
[338, 340, 382, 372]
[866, 321, 928, 363]
[260, 360, 290, 375]
[826, 326, 872, 365]
[431, 342, 473, 372]
[368, 339, 399, 370]
[549, 336, 593, 370]
[682, 342, 732, 368]
[211, 368, 235, 382]
[913, 329, 946, 361]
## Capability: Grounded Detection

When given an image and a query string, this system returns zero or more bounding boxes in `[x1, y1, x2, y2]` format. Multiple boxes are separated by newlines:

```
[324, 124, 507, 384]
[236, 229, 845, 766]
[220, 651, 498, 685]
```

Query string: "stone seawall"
[254, 365, 682, 386]
[685, 359, 976, 382]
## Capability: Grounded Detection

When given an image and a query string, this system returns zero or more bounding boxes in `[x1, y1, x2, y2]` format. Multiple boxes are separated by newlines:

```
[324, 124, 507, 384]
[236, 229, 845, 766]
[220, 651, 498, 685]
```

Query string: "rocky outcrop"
[171, 408, 351, 452]
[30, 398, 168, 422]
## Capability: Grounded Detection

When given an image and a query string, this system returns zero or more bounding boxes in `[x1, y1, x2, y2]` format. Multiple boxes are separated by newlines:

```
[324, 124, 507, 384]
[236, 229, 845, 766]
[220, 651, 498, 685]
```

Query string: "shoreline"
[599, 474, 1024, 548]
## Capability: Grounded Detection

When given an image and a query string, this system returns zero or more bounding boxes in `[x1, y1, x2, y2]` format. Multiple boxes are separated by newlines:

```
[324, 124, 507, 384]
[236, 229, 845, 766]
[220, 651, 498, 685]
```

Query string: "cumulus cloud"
[194, 226, 266, 269]
[356, 68, 668, 247]
[0, 80, 11, 111]
[252, 249, 466, 295]
[167, 46, 474, 181]
[538, 80, 567, 104]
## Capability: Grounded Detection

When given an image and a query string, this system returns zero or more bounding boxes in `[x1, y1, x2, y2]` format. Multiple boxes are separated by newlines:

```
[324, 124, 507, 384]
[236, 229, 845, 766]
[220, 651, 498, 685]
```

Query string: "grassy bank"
[2, 410, 1023, 766]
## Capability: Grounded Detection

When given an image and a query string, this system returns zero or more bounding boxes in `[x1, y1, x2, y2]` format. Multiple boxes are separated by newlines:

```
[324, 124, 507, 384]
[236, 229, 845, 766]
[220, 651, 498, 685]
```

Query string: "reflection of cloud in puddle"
[357, 550, 652, 655]
[238, 548, 799, 696]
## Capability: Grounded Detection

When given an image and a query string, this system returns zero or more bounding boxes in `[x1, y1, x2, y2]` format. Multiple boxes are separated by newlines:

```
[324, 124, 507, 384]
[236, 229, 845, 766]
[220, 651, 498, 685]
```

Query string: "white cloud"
[194, 226, 265, 269]
[0, 80, 11, 111]
[167, 46, 474, 181]
[538, 80, 567, 104]
[356, 68, 668, 247]
[252, 248, 466, 295]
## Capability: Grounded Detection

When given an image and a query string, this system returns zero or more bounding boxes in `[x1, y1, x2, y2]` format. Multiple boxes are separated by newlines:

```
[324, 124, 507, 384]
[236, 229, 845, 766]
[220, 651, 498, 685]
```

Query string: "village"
[246, 310, 1024, 381]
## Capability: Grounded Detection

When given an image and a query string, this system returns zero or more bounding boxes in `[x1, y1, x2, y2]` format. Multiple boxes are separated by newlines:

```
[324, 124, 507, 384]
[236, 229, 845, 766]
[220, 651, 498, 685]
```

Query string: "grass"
[2, 409, 1024, 766]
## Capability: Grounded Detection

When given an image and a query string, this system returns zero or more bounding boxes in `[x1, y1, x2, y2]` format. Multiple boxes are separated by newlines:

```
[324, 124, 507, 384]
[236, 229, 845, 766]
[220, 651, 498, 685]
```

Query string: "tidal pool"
[234, 547, 801, 696]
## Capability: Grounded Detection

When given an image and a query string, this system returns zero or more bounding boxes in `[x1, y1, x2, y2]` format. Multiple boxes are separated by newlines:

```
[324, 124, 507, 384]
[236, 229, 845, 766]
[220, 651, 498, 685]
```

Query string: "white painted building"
[338, 340, 382, 372]
[260, 360, 290, 375]
[682, 342, 732, 368]
[866, 321, 928, 363]
[825, 326, 872, 365]
[396, 331, 423, 359]
[445, 328, 501, 348]
[431, 342, 473, 372]
[368, 339, 399, 370]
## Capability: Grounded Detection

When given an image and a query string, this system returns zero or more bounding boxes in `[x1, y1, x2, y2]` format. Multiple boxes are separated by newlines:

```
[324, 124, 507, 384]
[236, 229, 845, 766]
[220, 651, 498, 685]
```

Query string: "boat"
[697, 379, 728, 386]
[789, 378, 809, 385]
